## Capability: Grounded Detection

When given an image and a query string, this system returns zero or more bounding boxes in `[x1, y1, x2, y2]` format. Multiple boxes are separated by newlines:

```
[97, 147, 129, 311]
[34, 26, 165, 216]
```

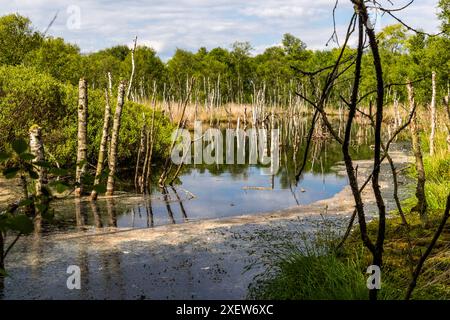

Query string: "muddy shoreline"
[1, 148, 413, 299]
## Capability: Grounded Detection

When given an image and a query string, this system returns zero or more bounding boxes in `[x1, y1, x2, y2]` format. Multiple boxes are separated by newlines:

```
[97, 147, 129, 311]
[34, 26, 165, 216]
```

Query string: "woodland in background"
[0, 6, 449, 166]
[0, 0, 449, 300]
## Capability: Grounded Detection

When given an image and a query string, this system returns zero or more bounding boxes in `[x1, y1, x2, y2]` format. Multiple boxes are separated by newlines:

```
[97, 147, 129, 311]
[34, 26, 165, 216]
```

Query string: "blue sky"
[0, 0, 441, 60]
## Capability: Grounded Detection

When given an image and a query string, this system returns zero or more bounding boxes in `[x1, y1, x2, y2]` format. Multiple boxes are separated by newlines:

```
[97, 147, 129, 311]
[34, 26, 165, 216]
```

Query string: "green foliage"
[24, 37, 83, 85]
[251, 253, 369, 300]
[247, 220, 375, 300]
[118, 100, 174, 162]
[406, 131, 450, 210]
[0, 65, 67, 148]
[0, 64, 174, 168]
[438, 0, 450, 35]
[2, 13, 449, 109]
[0, 14, 42, 65]
[0, 139, 42, 236]
[282, 33, 308, 60]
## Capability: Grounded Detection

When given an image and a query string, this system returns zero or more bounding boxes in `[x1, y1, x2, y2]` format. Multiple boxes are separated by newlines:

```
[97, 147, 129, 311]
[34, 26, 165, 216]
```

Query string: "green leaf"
[7, 215, 34, 234]
[93, 184, 107, 194]
[19, 153, 36, 161]
[0, 268, 9, 277]
[42, 209, 54, 221]
[18, 199, 33, 207]
[3, 167, 19, 179]
[34, 161, 51, 168]
[35, 203, 48, 213]
[27, 169, 39, 179]
[0, 151, 10, 162]
[81, 174, 94, 185]
[49, 167, 68, 176]
[77, 159, 88, 167]
[12, 139, 28, 155]
[50, 181, 70, 193]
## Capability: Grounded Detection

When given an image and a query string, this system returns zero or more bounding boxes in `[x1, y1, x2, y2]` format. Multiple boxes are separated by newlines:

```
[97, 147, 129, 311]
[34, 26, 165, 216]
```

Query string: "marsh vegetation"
[0, 0, 450, 300]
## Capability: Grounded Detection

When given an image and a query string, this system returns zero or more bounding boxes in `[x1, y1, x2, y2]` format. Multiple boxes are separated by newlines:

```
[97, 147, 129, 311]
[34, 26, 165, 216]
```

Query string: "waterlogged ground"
[0, 148, 412, 299]
[46, 168, 348, 230]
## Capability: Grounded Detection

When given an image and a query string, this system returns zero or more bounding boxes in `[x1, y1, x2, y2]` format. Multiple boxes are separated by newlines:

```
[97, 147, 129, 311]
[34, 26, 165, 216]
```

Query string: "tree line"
[1, 11, 448, 110]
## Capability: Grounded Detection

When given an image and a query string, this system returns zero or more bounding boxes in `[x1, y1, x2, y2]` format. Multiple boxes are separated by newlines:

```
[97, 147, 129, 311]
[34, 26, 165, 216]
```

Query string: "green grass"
[249, 128, 450, 300]
[405, 131, 450, 210]
[249, 251, 369, 300]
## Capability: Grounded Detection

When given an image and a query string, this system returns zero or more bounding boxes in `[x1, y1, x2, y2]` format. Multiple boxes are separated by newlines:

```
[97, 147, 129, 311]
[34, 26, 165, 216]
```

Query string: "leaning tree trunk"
[429, 71, 437, 156]
[126, 36, 137, 101]
[407, 81, 428, 223]
[106, 80, 127, 196]
[135, 114, 146, 191]
[75, 78, 88, 197]
[91, 89, 112, 201]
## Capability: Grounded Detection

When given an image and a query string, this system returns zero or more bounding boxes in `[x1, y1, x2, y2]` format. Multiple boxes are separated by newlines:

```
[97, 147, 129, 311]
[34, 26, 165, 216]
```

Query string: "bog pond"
[1, 119, 378, 299]
[46, 120, 373, 232]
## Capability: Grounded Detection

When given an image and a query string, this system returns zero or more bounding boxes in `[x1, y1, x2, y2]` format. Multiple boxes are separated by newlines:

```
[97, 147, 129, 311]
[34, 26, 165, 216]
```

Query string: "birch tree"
[429, 71, 437, 156]
[407, 81, 428, 223]
[106, 80, 127, 196]
[75, 78, 88, 197]
[91, 88, 112, 200]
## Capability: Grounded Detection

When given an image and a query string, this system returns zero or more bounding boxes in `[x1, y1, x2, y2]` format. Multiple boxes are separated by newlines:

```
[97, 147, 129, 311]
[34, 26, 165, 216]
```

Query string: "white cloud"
[0, 0, 441, 59]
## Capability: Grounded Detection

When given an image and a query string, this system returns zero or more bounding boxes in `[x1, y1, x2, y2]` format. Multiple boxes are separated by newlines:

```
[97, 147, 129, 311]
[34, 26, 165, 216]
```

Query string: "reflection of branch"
[159, 78, 195, 187]
[295, 110, 318, 181]
[3, 232, 22, 260]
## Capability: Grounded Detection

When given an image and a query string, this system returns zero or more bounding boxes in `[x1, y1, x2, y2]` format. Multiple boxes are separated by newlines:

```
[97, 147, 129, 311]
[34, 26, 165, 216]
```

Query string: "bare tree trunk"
[75, 78, 88, 197]
[29, 125, 47, 197]
[142, 108, 156, 193]
[444, 94, 450, 151]
[29, 125, 47, 233]
[429, 71, 437, 156]
[135, 114, 146, 190]
[407, 81, 428, 223]
[126, 36, 137, 101]
[91, 89, 112, 201]
[159, 79, 194, 187]
[106, 80, 127, 196]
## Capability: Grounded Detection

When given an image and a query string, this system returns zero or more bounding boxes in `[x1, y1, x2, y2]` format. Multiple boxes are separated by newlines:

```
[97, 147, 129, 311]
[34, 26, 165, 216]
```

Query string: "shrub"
[0, 65, 173, 168]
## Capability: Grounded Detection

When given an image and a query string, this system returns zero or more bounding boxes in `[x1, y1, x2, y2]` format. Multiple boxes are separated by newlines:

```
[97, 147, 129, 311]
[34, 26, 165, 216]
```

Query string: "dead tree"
[159, 78, 194, 187]
[75, 78, 88, 197]
[29, 125, 47, 233]
[126, 36, 138, 101]
[29, 125, 47, 197]
[294, 0, 419, 300]
[106, 80, 127, 196]
[141, 108, 155, 193]
[444, 93, 450, 151]
[91, 88, 112, 201]
[135, 114, 146, 190]
[407, 81, 428, 223]
[429, 71, 437, 156]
